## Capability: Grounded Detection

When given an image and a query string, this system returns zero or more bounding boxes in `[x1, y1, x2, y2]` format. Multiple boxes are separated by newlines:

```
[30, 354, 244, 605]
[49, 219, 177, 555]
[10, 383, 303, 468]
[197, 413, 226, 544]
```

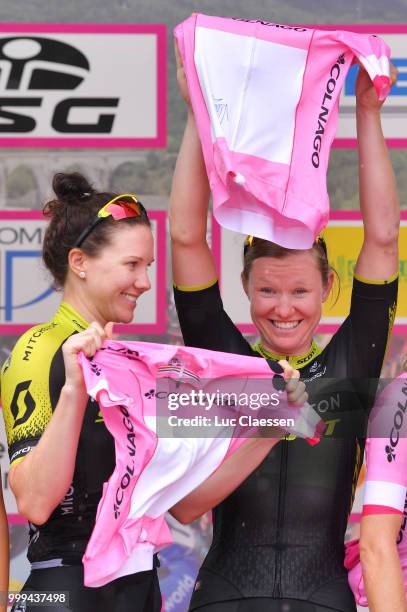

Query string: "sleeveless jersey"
[173, 274, 397, 610]
[346, 374, 407, 606]
[174, 14, 391, 249]
[79, 339, 323, 587]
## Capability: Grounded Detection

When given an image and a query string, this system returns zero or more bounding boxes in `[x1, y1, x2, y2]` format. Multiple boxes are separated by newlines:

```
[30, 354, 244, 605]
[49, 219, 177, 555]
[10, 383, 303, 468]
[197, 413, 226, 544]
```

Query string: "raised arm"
[355, 63, 400, 280]
[171, 362, 308, 523]
[170, 436, 280, 524]
[170, 44, 217, 288]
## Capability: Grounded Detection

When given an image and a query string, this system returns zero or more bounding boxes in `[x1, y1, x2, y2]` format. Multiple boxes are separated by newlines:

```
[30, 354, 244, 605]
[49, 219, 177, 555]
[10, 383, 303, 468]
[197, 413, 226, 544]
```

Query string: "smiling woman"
[169, 49, 400, 611]
[241, 240, 334, 357]
[0, 173, 160, 612]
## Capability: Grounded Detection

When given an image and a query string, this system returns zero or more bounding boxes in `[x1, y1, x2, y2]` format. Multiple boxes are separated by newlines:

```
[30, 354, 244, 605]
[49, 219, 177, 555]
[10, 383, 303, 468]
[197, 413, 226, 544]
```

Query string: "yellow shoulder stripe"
[173, 279, 218, 292]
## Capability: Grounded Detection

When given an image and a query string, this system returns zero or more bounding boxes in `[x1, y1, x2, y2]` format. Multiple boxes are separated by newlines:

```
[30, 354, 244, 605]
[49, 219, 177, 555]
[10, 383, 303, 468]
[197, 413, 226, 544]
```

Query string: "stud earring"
[79, 271, 86, 279]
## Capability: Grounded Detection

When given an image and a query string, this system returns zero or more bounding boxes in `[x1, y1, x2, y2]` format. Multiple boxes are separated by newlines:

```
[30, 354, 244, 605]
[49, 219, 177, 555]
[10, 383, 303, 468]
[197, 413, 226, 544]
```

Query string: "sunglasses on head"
[243, 234, 328, 256]
[74, 194, 147, 248]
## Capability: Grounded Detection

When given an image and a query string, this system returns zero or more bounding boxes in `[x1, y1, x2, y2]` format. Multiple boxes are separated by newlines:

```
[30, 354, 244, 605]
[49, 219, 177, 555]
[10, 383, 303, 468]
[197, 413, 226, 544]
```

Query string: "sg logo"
[0, 36, 119, 133]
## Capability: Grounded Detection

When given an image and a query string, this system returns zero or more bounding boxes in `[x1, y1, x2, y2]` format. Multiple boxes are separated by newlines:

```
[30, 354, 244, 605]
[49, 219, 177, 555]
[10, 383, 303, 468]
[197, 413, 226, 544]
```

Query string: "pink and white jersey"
[78, 339, 322, 587]
[174, 14, 391, 248]
[345, 374, 407, 606]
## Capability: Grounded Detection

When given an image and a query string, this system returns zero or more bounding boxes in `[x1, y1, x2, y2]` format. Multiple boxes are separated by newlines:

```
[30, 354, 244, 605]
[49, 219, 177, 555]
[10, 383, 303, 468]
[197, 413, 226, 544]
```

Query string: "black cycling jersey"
[193, 598, 347, 612]
[0, 302, 115, 567]
[174, 274, 398, 611]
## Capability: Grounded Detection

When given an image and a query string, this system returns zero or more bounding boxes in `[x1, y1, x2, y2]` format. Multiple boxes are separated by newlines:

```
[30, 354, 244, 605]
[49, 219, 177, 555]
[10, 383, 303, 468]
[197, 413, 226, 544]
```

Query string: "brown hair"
[42, 172, 150, 289]
[242, 237, 339, 301]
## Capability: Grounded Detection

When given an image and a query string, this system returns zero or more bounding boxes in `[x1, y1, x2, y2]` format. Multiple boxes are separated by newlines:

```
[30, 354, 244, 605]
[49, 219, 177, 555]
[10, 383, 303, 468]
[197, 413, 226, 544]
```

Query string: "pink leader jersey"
[79, 340, 323, 587]
[174, 14, 391, 248]
[345, 374, 407, 606]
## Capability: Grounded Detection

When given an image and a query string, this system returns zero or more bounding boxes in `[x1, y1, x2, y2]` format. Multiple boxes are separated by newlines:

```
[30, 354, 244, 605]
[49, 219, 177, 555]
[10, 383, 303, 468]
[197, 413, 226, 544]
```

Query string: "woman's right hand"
[62, 321, 113, 391]
[175, 40, 191, 107]
[278, 360, 308, 406]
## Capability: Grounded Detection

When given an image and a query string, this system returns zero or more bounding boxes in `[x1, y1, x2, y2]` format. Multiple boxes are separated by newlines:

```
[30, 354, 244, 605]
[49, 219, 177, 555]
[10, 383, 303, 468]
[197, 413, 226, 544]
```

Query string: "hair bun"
[52, 172, 94, 203]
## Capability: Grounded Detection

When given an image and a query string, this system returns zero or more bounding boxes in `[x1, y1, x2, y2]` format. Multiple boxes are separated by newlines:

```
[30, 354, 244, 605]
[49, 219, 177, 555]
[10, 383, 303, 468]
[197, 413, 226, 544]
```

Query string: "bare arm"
[355, 64, 400, 280]
[0, 472, 8, 612]
[170, 436, 280, 523]
[9, 322, 112, 525]
[170, 44, 216, 288]
[171, 361, 307, 523]
[9, 385, 88, 525]
[360, 513, 407, 611]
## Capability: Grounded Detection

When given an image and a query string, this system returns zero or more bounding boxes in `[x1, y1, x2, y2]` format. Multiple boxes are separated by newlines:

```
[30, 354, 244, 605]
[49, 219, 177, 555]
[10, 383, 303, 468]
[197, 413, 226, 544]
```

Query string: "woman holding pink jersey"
[0, 172, 305, 612]
[169, 39, 400, 612]
[0, 172, 160, 612]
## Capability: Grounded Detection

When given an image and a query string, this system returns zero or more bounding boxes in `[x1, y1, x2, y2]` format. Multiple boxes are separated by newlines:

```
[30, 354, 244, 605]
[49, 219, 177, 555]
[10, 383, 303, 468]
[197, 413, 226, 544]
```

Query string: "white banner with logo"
[0, 24, 166, 147]
[0, 211, 167, 334]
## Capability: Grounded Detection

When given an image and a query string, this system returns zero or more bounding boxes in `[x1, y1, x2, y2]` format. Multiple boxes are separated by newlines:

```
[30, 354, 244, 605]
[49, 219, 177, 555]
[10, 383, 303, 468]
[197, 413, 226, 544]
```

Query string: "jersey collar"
[251, 340, 321, 369]
[57, 302, 89, 332]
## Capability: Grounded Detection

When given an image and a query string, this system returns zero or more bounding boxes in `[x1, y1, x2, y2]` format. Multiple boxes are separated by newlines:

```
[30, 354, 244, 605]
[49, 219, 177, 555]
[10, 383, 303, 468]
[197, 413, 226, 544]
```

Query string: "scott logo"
[0, 35, 119, 134]
[10, 380, 36, 428]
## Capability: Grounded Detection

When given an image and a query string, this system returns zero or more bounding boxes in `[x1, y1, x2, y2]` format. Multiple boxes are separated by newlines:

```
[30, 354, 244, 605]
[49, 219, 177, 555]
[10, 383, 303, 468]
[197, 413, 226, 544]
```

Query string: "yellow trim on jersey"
[384, 299, 398, 360]
[58, 301, 88, 330]
[251, 340, 322, 369]
[9, 456, 25, 467]
[173, 279, 218, 292]
[353, 272, 399, 285]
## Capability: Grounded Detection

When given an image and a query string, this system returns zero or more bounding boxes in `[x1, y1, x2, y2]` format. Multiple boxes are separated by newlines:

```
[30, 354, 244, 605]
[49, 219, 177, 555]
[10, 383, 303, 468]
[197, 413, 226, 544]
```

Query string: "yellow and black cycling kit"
[0, 302, 115, 568]
[174, 274, 398, 612]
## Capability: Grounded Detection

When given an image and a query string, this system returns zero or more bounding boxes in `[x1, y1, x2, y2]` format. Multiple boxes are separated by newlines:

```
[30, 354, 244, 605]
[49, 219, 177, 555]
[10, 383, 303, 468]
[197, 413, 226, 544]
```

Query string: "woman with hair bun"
[0, 171, 308, 611]
[0, 173, 158, 611]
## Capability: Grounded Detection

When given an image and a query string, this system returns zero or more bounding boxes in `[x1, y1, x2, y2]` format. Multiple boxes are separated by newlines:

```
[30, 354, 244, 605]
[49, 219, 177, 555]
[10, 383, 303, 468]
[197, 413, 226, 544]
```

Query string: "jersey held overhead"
[174, 14, 391, 249]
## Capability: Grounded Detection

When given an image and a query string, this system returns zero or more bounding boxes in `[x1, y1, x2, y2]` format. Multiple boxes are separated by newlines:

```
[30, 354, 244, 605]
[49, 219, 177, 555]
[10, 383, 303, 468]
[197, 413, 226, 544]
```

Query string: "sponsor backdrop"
[0, 24, 405, 146]
[0, 24, 166, 147]
[0, 6, 406, 612]
[0, 211, 167, 334]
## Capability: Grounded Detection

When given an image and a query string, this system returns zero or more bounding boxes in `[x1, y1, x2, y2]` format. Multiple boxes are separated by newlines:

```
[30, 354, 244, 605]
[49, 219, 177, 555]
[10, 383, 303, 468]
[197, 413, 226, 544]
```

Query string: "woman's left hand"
[356, 61, 398, 111]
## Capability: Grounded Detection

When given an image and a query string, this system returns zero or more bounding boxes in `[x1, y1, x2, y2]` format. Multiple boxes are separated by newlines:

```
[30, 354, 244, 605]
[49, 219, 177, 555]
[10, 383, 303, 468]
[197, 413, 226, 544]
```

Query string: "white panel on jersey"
[364, 479, 407, 512]
[194, 27, 307, 164]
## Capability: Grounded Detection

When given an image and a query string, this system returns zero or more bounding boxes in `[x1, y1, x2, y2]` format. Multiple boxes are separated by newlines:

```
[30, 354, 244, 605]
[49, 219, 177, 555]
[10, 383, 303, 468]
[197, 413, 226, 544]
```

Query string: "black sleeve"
[347, 275, 398, 379]
[173, 281, 254, 356]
